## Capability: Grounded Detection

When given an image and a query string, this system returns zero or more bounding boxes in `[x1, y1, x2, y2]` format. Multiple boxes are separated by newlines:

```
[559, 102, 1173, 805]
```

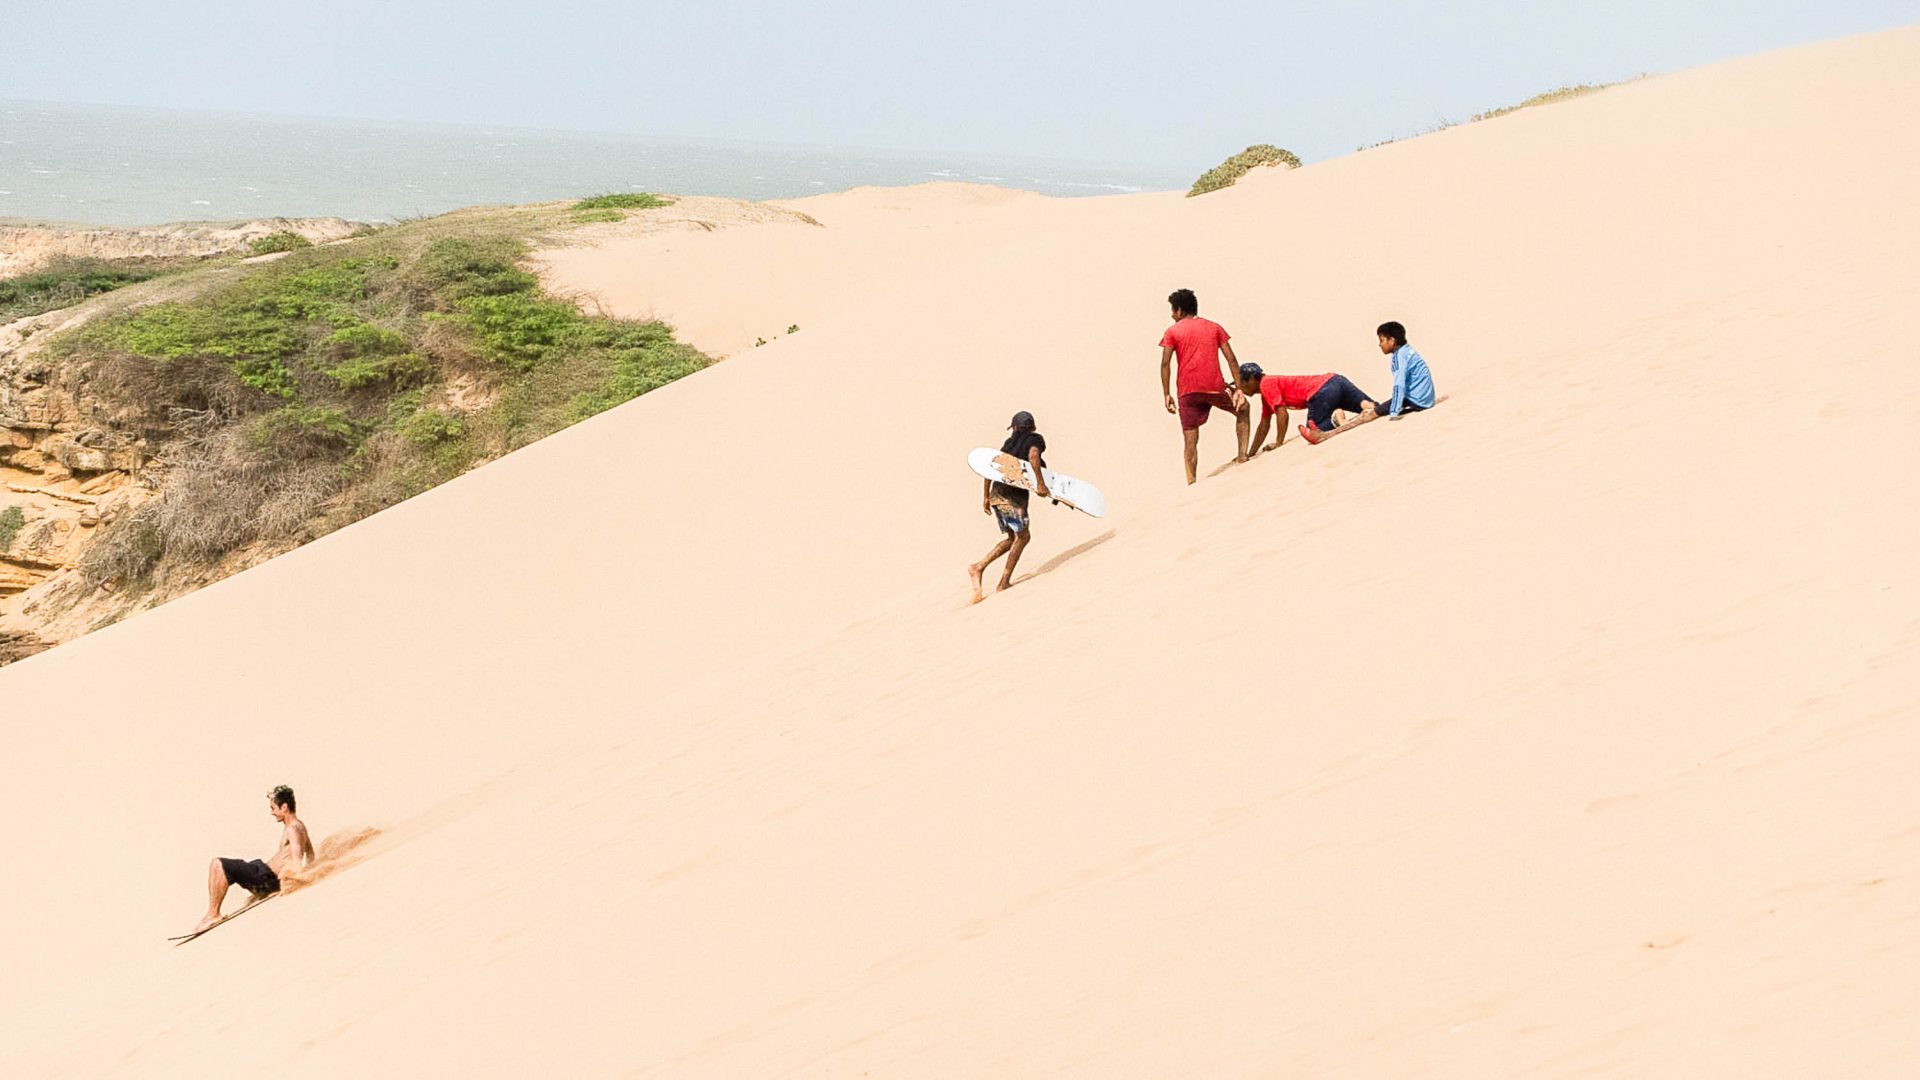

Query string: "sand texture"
[3, 29, 1918, 1077]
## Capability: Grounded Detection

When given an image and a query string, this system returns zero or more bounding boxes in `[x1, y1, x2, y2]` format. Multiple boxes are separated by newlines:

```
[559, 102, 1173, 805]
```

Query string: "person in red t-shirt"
[1158, 288, 1248, 484]
[1237, 362, 1383, 453]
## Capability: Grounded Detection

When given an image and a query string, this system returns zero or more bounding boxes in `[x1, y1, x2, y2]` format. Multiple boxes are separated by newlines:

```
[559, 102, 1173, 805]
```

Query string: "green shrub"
[571, 340, 706, 421]
[571, 208, 623, 224]
[325, 352, 430, 390]
[1187, 144, 1302, 197]
[326, 323, 409, 357]
[252, 406, 361, 453]
[410, 237, 538, 299]
[397, 406, 464, 445]
[456, 292, 582, 370]
[572, 193, 673, 210]
[248, 232, 314, 255]
[0, 506, 24, 551]
[0, 256, 191, 321]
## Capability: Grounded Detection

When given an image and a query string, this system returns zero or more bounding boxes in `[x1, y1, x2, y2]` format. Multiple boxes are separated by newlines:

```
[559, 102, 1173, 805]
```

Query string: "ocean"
[0, 99, 1185, 227]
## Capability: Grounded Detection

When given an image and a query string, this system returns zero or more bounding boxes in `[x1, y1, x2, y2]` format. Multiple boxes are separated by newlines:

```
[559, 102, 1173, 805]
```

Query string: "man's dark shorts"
[1178, 391, 1239, 430]
[1304, 374, 1377, 433]
[220, 857, 281, 896]
[988, 489, 1029, 536]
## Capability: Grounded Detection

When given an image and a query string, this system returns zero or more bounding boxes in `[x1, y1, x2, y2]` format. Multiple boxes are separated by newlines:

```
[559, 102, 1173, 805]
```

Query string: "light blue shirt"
[1387, 344, 1436, 416]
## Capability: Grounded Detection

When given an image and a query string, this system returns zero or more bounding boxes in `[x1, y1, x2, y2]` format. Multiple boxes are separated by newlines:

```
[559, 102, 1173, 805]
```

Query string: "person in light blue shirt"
[1376, 321, 1437, 418]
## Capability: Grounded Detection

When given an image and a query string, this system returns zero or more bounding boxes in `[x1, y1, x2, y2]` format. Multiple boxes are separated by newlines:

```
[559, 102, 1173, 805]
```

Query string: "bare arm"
[1270, 407, 1288, 448]
[1249, 412, 1273, 455]
[1220, 340, 1244, 406]
[1028, 446, 1051, 499]
[1160, 347, 1176, 413]
[982, 478, 993, 514]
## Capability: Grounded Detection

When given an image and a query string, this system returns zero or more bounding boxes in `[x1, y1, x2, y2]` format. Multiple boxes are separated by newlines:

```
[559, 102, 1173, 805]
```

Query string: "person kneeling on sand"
[969, 411, 1050, 603]
[1237, 362, 1385, 452]
[1376, 320, 1437, 420]
[1158, 288, 1249, 483]
[189, 785, 313, 934]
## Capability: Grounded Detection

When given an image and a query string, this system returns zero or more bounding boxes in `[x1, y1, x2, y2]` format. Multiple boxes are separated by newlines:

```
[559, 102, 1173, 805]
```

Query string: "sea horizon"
[1, 97, 1190, 228]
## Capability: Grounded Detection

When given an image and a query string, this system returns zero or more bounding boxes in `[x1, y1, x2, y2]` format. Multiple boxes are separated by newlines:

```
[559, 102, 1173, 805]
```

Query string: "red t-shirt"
[1159, 317, 1231, 396]
[1258, 373, 1334, 417]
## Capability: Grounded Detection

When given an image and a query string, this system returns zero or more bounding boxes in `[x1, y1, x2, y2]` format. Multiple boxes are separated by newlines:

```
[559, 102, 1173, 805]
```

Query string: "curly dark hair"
[1168, 288, 1198, 316]
[269, 785, 296, 813]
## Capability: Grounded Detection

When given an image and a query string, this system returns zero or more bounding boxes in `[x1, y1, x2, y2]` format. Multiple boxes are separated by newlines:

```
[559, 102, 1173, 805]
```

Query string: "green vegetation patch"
[1187, 144, 1302, 198]
[0, 256, 196, 322]
[61, 210, 711, 588]
[572, 192, 674, 211]
[248, 231, 314, 255]
[0, 505, 24, 551]
[1472, 83, 1612, 122]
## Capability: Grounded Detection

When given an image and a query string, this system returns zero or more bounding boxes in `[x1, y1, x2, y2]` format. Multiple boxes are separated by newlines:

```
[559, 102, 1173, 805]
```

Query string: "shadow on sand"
[1024, 529, 1117, 580]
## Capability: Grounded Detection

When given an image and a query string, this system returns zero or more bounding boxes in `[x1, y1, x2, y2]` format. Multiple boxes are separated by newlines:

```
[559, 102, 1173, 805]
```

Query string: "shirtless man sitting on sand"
[190, 785, 313, 933]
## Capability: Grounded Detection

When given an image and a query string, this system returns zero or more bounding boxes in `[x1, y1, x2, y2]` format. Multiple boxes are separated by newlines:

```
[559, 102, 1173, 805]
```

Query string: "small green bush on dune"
[1187, 144, 1302, 197]
[247, 231, 314, 255]
[410, 236, 538, 299]
[572, 192, 673, 210]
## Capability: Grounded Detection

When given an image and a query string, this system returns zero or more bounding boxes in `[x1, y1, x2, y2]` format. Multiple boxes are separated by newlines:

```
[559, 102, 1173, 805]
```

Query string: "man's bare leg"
[1182, 427, 1200, 484]
[1235, 402, 1251, 462]
[970, 537, 1013, 603]
[997, 532, 1031, 591]
[194, 858, 231, 932]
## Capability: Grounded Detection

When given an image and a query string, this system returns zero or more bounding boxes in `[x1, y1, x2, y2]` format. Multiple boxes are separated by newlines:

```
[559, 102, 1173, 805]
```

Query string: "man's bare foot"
[967, 564, 985, 603]
[190, 912, 222, 934]
[996, 576, 1017, 592]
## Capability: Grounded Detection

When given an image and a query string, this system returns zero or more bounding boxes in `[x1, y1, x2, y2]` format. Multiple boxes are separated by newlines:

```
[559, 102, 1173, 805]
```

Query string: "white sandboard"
[968, 448, 1108, 518]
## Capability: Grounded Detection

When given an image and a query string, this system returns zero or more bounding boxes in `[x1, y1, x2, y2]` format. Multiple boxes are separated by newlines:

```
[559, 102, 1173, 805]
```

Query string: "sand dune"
[3, 28, 1918, 1076]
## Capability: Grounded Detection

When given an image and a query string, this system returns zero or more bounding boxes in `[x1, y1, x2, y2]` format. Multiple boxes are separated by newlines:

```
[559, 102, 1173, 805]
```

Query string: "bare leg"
[1234, 402, 1251, 462]
[997, 532, 1031, 591]
[1182, 427, 1200, 484]
[194, 858, 231, 932]
[970, 537, 1013, 603]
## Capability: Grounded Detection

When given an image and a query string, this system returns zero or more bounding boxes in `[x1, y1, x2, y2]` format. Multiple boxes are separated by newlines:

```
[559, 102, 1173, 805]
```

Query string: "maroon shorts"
[1178, 391, 1237, 430]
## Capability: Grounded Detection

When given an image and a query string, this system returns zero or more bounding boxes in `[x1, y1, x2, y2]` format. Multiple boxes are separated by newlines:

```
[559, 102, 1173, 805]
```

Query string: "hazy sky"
[3, 0, 1914, 169]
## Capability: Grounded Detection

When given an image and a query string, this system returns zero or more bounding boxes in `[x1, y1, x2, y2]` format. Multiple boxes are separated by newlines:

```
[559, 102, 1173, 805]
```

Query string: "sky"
[2, 0, 1915, 170]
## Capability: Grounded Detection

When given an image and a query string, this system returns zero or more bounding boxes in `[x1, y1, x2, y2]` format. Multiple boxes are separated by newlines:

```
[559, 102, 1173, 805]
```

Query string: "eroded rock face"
[0, 319, 151, 631]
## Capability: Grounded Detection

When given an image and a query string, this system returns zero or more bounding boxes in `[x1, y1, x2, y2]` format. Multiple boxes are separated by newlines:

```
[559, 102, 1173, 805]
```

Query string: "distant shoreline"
[0, 98, 1182, 228]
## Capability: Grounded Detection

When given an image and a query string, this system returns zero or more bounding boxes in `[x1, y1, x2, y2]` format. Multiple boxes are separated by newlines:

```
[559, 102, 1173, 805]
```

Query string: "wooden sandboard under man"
[1299, 394, 1450, 443]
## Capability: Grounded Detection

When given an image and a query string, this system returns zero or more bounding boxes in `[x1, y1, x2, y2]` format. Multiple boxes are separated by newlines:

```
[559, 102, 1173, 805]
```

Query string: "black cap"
[1009, 410, 1035, 431]
[1238, 362, 1263, 382]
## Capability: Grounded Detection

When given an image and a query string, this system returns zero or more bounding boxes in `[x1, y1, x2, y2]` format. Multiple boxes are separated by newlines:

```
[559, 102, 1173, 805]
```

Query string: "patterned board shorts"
[989, 491, 1029, 536]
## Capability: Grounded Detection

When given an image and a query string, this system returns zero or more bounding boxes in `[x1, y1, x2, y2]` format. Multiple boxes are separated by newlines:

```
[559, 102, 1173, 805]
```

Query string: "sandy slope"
[3, 29, 1918, 1077]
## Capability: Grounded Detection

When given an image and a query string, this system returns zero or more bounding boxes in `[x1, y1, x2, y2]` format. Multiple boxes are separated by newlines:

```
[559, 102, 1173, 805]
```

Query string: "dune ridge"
[2, 28, 1918, 1076]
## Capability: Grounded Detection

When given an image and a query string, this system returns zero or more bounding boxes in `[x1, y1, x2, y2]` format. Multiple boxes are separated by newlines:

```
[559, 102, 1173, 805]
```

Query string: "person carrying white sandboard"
[969, 410, 1050, 603]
